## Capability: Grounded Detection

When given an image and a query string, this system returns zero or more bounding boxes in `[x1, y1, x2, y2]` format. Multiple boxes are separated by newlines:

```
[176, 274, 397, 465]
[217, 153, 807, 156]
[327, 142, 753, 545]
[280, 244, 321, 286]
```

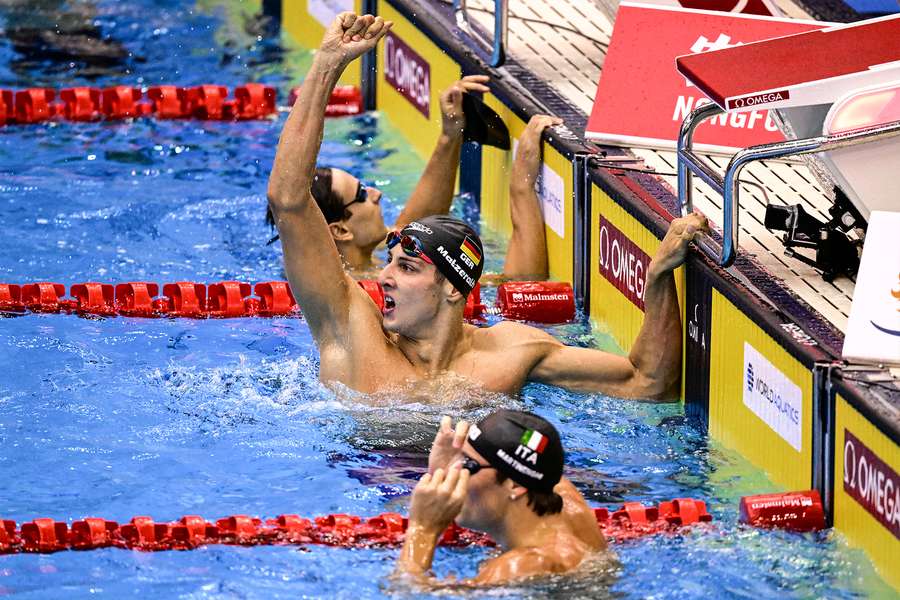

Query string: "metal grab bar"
[677, 103, 900, 268]
[453, 0, 508, 67]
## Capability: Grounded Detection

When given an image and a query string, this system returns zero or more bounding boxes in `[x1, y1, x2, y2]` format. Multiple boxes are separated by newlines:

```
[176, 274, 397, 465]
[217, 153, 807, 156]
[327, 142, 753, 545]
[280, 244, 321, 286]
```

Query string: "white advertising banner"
[538, 163, 565, 239]
[842, 210, 900, 366]
[743, 341, 803, 452]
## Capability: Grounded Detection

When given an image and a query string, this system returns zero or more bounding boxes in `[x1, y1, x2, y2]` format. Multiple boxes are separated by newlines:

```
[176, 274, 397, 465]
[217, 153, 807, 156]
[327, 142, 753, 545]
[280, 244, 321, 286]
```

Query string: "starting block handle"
[453, 0, 507, 67]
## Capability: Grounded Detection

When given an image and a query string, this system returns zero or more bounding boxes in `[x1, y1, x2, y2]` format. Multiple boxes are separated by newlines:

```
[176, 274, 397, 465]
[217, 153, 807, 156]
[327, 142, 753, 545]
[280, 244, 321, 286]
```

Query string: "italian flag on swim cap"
[520, 429, 548, 453]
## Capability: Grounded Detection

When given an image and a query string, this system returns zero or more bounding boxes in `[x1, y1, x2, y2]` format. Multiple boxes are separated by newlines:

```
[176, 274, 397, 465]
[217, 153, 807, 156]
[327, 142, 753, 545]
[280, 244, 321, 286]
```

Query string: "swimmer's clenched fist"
[318, 12, 392, 66]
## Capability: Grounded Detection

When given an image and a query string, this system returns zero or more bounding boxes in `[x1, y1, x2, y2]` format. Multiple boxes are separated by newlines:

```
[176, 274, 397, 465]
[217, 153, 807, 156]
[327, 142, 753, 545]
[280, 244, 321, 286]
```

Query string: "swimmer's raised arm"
[502, 114, 560, 280]
[267, 13, 390, 339]
[528, 213, 709, 401]
[394, 75, 490, 229]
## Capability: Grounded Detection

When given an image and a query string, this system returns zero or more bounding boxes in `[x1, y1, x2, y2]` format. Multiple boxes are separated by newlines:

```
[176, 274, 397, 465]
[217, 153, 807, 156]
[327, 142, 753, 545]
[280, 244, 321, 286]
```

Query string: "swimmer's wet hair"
[495, 472, 564, 516]
[266, 167, 351, 228]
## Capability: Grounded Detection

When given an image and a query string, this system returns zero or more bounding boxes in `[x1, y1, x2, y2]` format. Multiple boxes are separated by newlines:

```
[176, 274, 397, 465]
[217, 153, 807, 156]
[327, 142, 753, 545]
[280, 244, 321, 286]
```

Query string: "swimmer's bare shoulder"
[319, 275, 416, 389]
[457, 321, 562, 393]
[470, 320, 562, 355]
[473, 536, 597, 584]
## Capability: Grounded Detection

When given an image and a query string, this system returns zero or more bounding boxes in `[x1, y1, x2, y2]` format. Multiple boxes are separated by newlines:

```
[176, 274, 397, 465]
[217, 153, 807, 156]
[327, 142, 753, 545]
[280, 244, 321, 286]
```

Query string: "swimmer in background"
[266, 72, 490, 273]
[393, 410, 607, 586]
[265, 74, 559, 280]
[267, 12, 709, 400]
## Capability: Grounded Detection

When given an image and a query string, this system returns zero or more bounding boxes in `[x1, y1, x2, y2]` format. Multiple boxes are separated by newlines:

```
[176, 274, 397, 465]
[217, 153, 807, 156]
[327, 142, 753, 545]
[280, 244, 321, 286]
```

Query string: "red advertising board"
[598, 216, 650, 311]
[643, 0, 780, 16]
[585, 3, 825, 151]
[843, 429, 900, 539]
[383, 32, 431, 118]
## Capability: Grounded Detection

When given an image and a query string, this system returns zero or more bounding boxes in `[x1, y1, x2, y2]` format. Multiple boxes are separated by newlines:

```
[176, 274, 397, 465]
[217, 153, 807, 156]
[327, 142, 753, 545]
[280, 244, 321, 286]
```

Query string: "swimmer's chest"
[321, 341, 530, 395]
[444, 349, 532, 395]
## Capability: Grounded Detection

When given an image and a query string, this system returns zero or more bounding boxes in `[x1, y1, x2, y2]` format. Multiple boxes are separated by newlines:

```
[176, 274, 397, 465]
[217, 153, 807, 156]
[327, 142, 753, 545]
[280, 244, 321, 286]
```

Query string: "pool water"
[0, 1, 893, 598]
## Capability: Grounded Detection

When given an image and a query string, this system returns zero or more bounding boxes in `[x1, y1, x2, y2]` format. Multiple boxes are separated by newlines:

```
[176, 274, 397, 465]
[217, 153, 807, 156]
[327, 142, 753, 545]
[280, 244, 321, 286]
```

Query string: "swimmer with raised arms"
[267, 12, 708, 400]
[265, 72, 491, 272]
[394, 410, 606, 586]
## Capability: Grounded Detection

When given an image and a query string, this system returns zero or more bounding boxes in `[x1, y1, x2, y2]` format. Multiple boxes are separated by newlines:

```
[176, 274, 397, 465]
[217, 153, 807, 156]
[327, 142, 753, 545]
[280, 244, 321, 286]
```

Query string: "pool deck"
[462, 0, 854, 330]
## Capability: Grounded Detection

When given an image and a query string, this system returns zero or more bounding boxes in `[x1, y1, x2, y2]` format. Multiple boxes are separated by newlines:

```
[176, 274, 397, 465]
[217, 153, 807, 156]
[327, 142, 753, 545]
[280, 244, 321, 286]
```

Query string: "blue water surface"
[0, 1, 893, 598]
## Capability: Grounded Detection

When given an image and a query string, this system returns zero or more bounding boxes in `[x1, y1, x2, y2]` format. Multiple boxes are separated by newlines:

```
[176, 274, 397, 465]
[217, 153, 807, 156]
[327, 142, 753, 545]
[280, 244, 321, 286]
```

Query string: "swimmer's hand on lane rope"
[440, 75, 490, 138]
[319, 12, 393, 67]
[428, 415, 470, 474]
[651, 211, 710, 274]
[409, 462, 471, 536]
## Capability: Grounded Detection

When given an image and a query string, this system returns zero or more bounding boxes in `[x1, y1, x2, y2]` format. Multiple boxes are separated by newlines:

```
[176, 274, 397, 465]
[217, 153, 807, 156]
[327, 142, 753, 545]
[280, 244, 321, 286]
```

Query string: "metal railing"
[453, 0, 508, 67]
[677, 102, 900, 268]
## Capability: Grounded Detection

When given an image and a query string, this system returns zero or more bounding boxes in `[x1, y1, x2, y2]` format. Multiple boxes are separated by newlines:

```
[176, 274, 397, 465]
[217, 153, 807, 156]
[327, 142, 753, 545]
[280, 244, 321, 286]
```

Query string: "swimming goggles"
[386, 231, 433, 264]
[343, 180, 368, 209]
[461, 456, 494, 476]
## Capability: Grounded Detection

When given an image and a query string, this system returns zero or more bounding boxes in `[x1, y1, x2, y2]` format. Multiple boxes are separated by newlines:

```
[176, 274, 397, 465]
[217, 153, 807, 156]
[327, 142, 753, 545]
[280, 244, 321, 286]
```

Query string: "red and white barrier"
[0, 280, 577, 323]
[0, 497, 711, 554]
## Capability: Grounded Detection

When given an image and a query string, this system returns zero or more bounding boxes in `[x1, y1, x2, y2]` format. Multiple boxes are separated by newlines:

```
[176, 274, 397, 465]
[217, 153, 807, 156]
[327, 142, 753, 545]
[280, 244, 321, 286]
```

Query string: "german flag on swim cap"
[460, 236, 481, 266]
[467, 409, 563, 493]
[399, 215, 484, 296]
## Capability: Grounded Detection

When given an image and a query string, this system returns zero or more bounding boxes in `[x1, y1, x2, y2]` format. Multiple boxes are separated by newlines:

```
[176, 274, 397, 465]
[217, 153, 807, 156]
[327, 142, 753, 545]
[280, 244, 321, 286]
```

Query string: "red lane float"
[0, 498, 710, 554]
[59, 87, 103, 121]
[288, 84, 363, 117]
[15, 88, 55, 123]
[0, 83, 362, 126]
[491, 281, 576, 323]
[0, 280, 575, 323]
[102, 86, 144, 119]
[0, 83, 281, 125]
[739, 490, 826, 532]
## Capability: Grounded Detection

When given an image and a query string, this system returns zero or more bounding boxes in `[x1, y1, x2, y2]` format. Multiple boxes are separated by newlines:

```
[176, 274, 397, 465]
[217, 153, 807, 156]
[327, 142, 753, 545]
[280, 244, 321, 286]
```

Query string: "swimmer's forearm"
[396, 134, 463, 229]
[627, 264, 682, 400]
[268, 55, 345, 208]
[503, 179, 548, 279]
[396, 523, 442, 576]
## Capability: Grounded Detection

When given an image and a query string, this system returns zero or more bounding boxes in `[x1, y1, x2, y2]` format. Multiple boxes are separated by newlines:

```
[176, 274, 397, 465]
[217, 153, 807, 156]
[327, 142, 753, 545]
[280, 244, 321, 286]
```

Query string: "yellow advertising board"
[479, 95, 573, 283]
[833, 395, 900, 591]
[375, 2, 461, 160]
[282, 0, 363, 87]
[588, 185, 683, 358]
[708, 289, 812, 491]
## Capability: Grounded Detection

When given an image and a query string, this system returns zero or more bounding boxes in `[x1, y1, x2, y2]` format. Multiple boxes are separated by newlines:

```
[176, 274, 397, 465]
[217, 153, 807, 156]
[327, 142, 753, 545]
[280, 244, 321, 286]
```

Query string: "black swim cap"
[399, 215, 484, 296]
[467, 409, 564, 493]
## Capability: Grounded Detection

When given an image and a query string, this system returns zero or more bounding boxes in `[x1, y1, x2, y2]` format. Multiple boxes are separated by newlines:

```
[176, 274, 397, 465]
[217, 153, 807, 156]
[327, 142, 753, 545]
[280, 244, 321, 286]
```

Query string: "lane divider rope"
[0, 280, 576, 322]
[0, 498, 712, 554]
[0, 84, 362, 125]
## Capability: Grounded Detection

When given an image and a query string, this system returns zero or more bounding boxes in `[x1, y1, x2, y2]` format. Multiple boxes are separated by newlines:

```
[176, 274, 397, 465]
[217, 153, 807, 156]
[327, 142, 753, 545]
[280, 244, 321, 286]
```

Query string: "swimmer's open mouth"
[383, 295, 396, 314]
